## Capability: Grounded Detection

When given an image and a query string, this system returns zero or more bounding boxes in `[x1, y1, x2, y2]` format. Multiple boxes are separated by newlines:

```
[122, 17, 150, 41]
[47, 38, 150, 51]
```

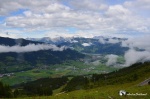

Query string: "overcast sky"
[0, 0, 150, 38]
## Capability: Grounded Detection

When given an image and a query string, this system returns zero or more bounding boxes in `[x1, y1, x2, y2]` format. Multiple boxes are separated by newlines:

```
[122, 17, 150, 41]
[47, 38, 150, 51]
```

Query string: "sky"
[0, 0, 150, 38]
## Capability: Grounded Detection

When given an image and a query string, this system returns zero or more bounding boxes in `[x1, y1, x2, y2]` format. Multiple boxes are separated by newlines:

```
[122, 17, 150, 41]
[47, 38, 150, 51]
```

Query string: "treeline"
[1, 62, 150, 98]
[0, 77, 68, 98]
[62, 76, 89, 92]
[13, 77, 68, 97]
[0, 36, 85, 73]
[0, 81, 13, 98]
[0, 49, 84, 73]
[62, 62, 150, 91]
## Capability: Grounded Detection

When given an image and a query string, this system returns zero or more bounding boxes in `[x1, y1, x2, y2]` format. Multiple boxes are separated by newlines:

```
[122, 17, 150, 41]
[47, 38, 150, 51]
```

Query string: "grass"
[17, 83, 150, 99]
[0, 61, 119, 86]
[15, 62, 150, 99]
[0, 69, 70, 86]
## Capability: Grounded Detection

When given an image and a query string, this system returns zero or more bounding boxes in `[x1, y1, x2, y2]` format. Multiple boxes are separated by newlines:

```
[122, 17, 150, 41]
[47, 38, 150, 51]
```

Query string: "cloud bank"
[121, 36, 150, 51]
[99, 37, 122, 44]
[123, 49, 150, 66]
[121, 35, 150, 66]
[0, 44, 66, 53]
[104, 35, 150, 67]
[0, 0, 150, 38]
[105, 54, 119, 66]
[82, 43, 92, 47]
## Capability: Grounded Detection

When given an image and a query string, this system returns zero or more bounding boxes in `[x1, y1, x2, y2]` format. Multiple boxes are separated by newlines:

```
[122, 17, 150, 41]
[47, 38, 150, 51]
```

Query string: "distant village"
[0, 73, 14, 78]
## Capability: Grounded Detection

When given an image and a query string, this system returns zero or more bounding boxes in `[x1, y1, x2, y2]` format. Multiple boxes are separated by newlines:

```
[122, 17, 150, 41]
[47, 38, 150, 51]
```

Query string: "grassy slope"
[19, 84, 150, 99]
[18, 62, 150, 99]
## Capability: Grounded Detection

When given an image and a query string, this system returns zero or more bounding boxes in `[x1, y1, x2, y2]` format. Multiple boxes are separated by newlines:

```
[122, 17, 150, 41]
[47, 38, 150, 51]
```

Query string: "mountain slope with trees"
[62, 62, 150, 92]
[10, 62, 150, 98]
[0, 37, 85, 73]
[27, 37, 129, 55]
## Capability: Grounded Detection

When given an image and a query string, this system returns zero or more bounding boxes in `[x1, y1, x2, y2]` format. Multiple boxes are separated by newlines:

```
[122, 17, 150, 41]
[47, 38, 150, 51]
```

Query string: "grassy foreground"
[1, 62, 149, 98]
[17, 62, 150, 99]
[18, 83, 150, 99]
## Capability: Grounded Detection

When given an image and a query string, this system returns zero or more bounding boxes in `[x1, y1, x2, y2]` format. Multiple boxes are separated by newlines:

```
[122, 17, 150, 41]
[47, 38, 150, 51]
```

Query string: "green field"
[0, 61, 119, 86]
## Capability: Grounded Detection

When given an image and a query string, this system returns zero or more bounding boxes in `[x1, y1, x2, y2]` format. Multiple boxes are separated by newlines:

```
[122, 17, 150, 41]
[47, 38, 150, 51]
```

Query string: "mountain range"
[26, 36, 129, 55]
[0, 36, 150, 98]
[0, 36, 84, 73]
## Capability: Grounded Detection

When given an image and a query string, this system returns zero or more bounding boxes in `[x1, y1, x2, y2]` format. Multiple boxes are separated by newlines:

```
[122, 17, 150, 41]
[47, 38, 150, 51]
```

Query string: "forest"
[1, 62, 149, 98]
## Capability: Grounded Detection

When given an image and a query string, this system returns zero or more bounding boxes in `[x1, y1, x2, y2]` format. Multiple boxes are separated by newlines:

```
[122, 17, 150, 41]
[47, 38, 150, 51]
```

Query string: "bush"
[0, 81, 13, 98]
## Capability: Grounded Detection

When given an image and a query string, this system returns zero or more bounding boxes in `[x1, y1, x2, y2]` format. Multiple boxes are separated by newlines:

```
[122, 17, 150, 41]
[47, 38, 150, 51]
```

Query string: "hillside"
[0, 37, 122, 86]
[27, 37, 129, 55]
[0, 36, 41, 46]
[0, 37, 85, 73]
[9, 62, 150, 98]
[62, 62, 150, 92]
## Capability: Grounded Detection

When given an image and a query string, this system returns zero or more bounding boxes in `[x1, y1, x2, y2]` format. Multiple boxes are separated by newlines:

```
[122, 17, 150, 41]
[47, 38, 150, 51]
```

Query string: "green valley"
[0, 60, 119, 86]
[0, 62, 149, 98]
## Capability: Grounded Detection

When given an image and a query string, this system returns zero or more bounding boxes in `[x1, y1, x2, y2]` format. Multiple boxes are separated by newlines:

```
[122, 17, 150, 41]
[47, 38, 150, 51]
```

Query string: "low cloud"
[121, 35, 150, 66]
[99, 38, 106, 44]
[102, 36, 150, 67]
[105, 54, 119, 66]
[123, 49, 150, 66]
[82, 43, 92, 47]
[121, 35, 150, 51]
[0, 44, 67, 53]
[99, 37, 121, 44]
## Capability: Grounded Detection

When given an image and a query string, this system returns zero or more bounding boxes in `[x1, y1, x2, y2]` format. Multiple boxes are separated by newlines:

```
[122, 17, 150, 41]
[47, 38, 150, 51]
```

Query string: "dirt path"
[138, 77, 150, 86]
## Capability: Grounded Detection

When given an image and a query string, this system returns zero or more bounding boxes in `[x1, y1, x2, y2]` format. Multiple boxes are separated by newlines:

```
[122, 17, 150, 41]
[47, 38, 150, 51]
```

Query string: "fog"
[105, 54, 119, 66]
[82, 43, 92, 47]
[99, 37, 121, 44]
[103, 36, 150, 67]
[121, 35, 150, 66]
[0, 44, 66, 53]
[123, 49, 150, 66]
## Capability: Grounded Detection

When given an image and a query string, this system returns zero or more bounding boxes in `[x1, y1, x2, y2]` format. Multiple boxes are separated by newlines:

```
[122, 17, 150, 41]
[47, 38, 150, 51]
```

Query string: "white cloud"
[99, 38, 106, 44]
[0, 0, 57, 16]
[0, 0, 22, 15]
[121, 35, 150, 66]
[0, 0, 150, 38]
[82, 43, 92, 47]
[23, 11, 32, 17]
[124, 0, 150, 11]
[107, 38, 120, 44]
[105, 54, 119, 66]
[105, 5, 131, 17]
[67, 0, 108, 11]
[99, 37, 121, 44]
[123, 49, 150, 66]
[45, 3, 70, 13]
[0, 44, 66, 53]
[104, 4, 150, 33]
[121, 35, 150, 51]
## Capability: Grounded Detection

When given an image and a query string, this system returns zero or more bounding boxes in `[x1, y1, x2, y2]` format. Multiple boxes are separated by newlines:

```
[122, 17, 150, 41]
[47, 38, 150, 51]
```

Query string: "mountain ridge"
[0, 37, 84, 73]
[26, 36, 129, 55]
